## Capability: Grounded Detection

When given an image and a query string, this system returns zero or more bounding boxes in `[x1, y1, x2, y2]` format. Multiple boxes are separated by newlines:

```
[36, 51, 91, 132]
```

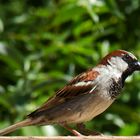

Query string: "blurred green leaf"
[0, 0, 140, 136]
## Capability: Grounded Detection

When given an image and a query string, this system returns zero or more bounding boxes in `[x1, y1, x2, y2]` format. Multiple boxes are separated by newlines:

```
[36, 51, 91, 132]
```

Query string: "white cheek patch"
[108, 57, 128, 72]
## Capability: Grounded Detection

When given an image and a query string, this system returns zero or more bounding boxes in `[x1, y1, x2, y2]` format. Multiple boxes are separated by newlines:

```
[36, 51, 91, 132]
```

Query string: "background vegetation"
[0, 0, 140, 136]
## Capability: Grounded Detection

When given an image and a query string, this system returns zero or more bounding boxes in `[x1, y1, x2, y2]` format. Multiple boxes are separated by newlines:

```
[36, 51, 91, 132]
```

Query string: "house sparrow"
[0, 50, 140, 136]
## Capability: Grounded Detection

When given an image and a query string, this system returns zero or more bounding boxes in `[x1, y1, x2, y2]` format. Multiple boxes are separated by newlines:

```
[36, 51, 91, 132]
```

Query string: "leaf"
[0, 42, 24, 69]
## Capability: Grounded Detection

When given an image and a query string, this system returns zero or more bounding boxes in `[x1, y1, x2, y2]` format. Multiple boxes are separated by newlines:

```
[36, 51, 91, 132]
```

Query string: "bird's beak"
[133, 61, 140, 71]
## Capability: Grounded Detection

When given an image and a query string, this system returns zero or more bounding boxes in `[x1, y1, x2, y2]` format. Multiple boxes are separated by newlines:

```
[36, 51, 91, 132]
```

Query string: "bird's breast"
[73, 93, 114, 123]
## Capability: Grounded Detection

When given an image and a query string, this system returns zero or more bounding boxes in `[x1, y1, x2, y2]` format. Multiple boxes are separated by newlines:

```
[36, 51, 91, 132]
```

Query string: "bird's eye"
[122, 54, 132, 63]
[123, 53, 137, 64]
[125, 54, 130, 59]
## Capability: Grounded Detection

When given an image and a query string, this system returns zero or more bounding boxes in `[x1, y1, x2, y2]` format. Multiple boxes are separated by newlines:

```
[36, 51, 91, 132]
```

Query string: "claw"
[77, 123, 103, 136]
[60, 124, 83, 136]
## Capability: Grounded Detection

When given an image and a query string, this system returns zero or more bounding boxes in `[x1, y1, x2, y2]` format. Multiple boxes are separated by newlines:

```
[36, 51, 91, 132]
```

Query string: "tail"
[0, 118, 33, 136]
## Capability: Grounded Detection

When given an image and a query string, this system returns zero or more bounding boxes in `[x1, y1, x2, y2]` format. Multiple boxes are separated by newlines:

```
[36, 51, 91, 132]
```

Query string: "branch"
[0, 136, 140, 140]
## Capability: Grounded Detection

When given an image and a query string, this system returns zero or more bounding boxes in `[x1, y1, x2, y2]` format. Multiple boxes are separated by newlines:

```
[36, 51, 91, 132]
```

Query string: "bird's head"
[100, 50, 140, 82]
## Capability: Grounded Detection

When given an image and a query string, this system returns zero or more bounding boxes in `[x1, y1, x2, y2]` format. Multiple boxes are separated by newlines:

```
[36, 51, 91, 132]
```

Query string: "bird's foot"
[77, 123, 103, 136]
[60, 124, 83, 136]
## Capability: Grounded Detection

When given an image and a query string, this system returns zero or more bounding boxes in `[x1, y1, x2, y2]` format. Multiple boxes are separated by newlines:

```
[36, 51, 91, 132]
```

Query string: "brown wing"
[68, 68, 99, 85]
[28, 69, 99, 118]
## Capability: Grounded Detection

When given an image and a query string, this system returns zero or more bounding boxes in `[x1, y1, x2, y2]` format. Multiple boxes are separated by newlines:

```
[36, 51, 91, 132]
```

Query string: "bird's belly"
[45, 94, 114, 124]
[68, 97, 114, 123]
[75, 96, 114, 123]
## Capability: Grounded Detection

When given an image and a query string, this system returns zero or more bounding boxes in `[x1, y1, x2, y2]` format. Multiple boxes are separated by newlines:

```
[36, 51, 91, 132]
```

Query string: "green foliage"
[0, 0, 140, 136]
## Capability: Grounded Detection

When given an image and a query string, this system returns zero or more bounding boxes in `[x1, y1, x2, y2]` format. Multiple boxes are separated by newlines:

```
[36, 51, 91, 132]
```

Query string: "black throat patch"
[109, 78, 123, 99]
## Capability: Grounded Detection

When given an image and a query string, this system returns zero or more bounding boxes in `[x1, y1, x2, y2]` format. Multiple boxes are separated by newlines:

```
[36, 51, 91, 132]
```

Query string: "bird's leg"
[77, 123, 103, 136]
[60, 123, 83, 136]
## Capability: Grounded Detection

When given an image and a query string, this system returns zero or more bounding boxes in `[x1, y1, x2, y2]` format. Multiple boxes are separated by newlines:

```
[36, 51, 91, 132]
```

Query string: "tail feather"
[0, 119, 32, 136]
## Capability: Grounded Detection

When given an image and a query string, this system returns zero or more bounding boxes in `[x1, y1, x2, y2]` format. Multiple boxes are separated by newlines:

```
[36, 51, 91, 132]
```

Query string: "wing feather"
[28, 69, 99, 118]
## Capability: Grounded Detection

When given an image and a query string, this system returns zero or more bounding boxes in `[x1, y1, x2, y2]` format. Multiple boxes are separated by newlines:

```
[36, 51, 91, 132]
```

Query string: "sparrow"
[0, 50, 140, 136]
